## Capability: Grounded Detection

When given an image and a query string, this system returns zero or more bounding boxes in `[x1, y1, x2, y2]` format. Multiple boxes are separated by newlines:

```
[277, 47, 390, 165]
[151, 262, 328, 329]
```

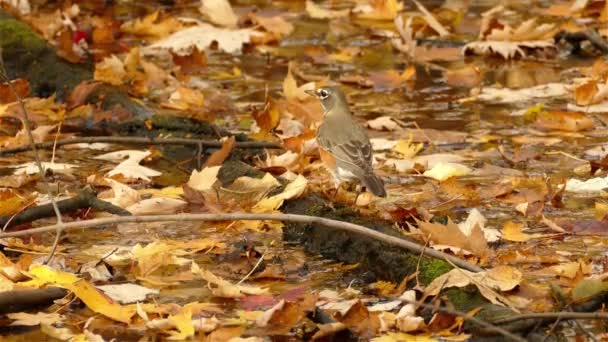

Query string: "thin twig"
[0, 136, 282, 155]
[401, 298, 526, 342]
[238, 246, 269, 284]
[492, 311, 608, 325]
[0, 213, 483, 273]
[0, 48, 63, 264]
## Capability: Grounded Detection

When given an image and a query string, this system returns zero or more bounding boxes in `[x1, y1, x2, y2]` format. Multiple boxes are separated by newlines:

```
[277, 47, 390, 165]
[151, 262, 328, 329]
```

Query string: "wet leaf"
[306, 0, 349, 19]
[27, 265, 136, 323]
[200, 0, 238, 28]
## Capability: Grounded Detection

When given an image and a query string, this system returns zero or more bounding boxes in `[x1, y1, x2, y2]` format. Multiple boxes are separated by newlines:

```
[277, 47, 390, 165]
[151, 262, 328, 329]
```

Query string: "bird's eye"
[318, 89, 329, 99]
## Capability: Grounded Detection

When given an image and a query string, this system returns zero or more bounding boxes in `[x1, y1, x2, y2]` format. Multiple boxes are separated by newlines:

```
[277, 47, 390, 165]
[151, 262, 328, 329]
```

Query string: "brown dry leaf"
[311, 322, 347, 340]
[502, 221, 547, 242]
[416, 218, 489, 256]
[337, 300, 380, 338]
[94, 55, 126, 86]
[2, 125, 57, 149]
[0, 79, 29, 104]
[355, 0, 403, 20]
[534, 261, 592, 279]
[8, 312, 64, 326]
[204, 136, 236, 167]
[368, 67, 416, 91]
[121, 10, 182, 37]
[161, 87, 205, 111]
[192, 262, 269, 298]
[66, 81, 102, 109]
[305, 0, 350, 19]
[172, 47, 207, 75]
[283, 62, 315, 101]
[131, 242, 191, 277]
[574, 79, 599, 106]
[0, 189, 28, 216]
[580, 58, 608, 78]
[143, 24, 257, 55]
[200, 0, 238, 28]
[248, 13, 294, 42]
[251, 97, 280, 140]
[414, 46, 462, 62]
[256, 292, 318, 334]
[444, 66, 483, 88]
[413, 0, 449, 37]
[534, 110, 594, 132]
[425, 266, 522, 308]
[463, 18, 558, 59]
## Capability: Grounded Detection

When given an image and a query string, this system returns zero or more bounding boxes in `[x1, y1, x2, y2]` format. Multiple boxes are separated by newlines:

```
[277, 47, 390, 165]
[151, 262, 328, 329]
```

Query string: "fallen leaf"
[94, 55, 127, 85]
[27, 265, 136, 323]
[161, 86, 205, 111]
[413, 0, 449, 37]
[424, 266, 522, 308]
[566, 175, 608, 193]
[167, 308, 195, 340]
[97, 283, 159, 304]
[8, 312, 64, 326]
[354, 0, 403, 20]
[193, 262, 268, 298]
[204, 136, 236, 167]
[0, 79, 30, 104]
[11, 162, 76, 176]
[172, 47, 207, 75]
[144, 24, 257, 55]
[126, 197, 187, 215]
[121, 10, 182, 37]
[534, 110, 594, 132]
[416, 218, 489, 256]
[502, 221, 547, 242]
[476, 83, 568, 103]
[200, 0, 238, 28]
[423, 162, 471, 181]
[305, 0, 349, 19]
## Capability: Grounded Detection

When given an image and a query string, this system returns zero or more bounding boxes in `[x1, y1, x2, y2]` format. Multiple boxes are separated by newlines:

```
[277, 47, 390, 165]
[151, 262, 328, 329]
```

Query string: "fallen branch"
[0, 287, 68, 314]
[0, 213, 483, 273]
[0, 136, 282, 156]
[492, 311, 608, 325]
[0, 186, 130, 230]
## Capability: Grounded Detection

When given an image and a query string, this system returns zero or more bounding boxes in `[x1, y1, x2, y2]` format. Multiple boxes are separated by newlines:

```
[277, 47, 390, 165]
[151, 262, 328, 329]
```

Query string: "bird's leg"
[326, 179, 341, 210]
[353, 184, 364, 206]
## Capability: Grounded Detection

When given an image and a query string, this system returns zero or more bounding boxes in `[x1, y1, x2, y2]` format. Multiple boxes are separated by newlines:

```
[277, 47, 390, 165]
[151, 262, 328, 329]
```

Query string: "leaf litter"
[2, 0, 608, 340]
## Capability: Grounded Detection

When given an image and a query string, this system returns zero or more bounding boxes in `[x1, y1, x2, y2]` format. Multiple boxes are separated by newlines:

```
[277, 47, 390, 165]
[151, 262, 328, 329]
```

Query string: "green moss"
[443, 287, 487, 312]
[0, 19, 45, 51]
[418, 258, 453, 285]
[0, 15, 91, 98]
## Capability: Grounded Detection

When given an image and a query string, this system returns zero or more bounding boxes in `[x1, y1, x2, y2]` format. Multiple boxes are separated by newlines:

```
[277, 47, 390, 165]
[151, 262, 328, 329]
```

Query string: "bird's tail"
[361, 172, 387, 198]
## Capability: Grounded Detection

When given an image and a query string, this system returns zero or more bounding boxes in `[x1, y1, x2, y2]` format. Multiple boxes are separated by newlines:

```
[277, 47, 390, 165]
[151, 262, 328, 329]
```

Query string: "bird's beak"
[304, 89, 316, 97]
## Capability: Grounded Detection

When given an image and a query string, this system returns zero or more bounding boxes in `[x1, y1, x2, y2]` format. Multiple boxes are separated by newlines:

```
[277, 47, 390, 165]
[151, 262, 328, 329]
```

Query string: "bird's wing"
[321, 124, 374, 173]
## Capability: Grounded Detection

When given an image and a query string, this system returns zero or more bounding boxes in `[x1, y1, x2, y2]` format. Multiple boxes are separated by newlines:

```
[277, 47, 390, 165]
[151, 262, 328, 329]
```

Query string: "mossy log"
[216, 161, 537, 336]
[0, 10, 149, 118]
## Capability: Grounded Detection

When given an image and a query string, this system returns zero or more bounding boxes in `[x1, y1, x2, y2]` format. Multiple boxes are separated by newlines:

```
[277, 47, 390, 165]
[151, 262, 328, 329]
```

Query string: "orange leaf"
[204, 136, 236, 167]
[574, 80, 598, 106]
[535, 110, 594, 132]
[0, 79, 30, 104]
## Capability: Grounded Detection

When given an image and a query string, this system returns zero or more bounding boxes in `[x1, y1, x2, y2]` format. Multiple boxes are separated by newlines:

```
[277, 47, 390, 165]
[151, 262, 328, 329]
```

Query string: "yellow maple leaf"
[27, 265, 136, 323]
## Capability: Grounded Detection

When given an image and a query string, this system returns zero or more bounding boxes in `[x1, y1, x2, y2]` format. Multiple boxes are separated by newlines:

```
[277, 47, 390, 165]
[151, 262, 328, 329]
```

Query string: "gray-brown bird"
[308, 86, 387, 198]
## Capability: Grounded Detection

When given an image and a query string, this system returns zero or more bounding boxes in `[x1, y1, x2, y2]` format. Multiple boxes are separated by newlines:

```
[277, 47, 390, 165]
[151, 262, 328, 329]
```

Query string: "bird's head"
[306, 86, 348, 113]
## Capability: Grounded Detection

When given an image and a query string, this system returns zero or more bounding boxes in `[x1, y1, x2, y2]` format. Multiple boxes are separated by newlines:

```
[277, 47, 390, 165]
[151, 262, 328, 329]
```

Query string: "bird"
[307, 86, 387, 198]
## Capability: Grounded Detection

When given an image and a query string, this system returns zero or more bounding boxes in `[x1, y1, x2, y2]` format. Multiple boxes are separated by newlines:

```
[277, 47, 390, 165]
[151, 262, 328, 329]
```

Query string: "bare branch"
[0, 47, 63, 264]
[0, 136, 282, 156]
[0, 213, 483, 273]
